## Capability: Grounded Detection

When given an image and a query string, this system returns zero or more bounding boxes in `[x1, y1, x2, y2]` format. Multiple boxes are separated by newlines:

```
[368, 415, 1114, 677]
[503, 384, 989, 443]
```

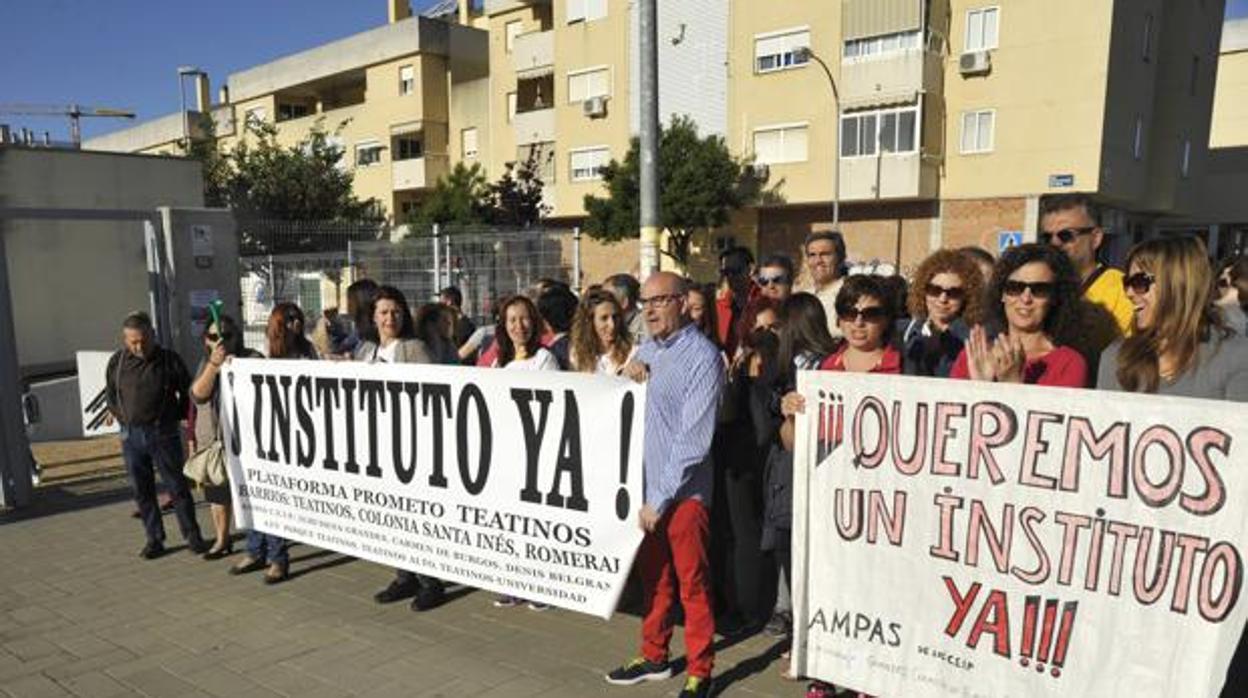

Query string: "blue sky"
[3, 0, 1247, 143]
[0, 1, 443, 142]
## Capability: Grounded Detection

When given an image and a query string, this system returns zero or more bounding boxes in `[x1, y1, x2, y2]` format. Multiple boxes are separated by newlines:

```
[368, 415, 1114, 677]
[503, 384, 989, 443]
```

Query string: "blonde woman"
[570, 289, 635, 375]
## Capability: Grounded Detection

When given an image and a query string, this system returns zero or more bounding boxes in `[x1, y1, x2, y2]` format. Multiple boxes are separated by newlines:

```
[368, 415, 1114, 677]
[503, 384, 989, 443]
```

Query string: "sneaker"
[764, 610, 792, 638]
[604, 657, 672, 686]
[806, 681, 836, 698]
[679, 676, 712, 697]
[411, 584, 445, 611]
[526, 601, 550, 612]
[374, 578, 419, 604]
[139, 542, 166, 560]
[30, 464, 41, 487]
[493, 595, 522, 608]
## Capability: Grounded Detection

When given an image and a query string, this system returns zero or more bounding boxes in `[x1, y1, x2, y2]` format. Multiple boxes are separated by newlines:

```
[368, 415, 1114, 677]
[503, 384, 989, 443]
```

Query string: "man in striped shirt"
[605, 272, 723, 698]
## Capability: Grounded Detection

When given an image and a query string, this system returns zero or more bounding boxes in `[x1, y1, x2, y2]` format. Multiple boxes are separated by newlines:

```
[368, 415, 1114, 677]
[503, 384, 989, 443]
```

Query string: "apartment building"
[86, 3, 488, 224]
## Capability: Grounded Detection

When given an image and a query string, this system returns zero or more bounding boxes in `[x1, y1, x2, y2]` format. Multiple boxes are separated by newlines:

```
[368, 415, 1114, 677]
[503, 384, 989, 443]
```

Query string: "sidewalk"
[1, 446, 795, 697]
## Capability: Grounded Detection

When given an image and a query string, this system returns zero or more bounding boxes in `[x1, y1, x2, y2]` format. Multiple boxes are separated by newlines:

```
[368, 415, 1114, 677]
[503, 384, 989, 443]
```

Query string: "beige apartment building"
[86, 0, 1247, 276]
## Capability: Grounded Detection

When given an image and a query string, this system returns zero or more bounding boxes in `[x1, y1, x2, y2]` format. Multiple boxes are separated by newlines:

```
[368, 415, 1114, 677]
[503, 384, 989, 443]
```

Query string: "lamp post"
[176, 66, 204, 154]
[795, 47, 841, 228]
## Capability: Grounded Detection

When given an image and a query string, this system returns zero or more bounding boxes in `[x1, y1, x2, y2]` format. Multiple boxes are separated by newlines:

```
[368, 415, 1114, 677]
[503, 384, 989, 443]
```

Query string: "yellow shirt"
[1082, 266, 1134, 357]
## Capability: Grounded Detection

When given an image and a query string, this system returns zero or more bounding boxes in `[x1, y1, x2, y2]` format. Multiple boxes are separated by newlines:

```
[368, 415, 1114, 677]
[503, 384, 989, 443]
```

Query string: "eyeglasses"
[756, 274, 791, 287]
[1217, 277, 1232, 290]
[205, 332, 220, 342]
[1123, 272, 1156, 294]
[924, 283, 966, 301]
[639, 294, 683, 308]
[1002, 280, 1055, 298]
[1039, 227, 1096, 245]
[836, 306, 889, 324]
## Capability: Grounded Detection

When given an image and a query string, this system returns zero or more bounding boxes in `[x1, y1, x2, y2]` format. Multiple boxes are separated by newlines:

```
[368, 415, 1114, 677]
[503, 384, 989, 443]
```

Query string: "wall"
[1211, 20, 1248, 148]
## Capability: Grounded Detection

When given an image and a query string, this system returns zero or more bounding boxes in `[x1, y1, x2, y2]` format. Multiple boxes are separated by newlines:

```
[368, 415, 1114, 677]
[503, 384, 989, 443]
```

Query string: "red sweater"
[819, 344, 903, 374]
[949, 345, 1087, 388]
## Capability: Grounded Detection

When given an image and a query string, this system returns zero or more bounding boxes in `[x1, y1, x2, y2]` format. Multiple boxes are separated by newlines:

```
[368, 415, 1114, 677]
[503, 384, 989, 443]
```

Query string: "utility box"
[157, 208, 242, 369]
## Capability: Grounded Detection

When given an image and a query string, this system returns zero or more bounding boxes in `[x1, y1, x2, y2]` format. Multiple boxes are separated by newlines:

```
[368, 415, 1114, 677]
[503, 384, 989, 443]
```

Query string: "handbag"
[183, 439, 226, 486]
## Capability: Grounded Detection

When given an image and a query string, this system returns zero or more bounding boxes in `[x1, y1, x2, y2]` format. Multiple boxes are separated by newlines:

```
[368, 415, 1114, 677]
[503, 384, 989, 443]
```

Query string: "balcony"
[840, 49, 942, 110]
[512, 30, 554, 76]
[392, 154, 449, 191]
[514, 108, 555, 146]
[839, 152, 938, 201]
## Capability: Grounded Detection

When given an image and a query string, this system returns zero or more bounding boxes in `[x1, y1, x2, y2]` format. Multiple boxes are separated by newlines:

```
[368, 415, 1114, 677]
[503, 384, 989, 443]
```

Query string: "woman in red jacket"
[950, 243, 1087, 387]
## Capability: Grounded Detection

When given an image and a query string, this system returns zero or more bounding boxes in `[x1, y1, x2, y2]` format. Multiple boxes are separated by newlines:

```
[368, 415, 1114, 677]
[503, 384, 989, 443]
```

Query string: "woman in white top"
[351, 286, 434, 364]
[569, 289, 635, 375]
[492, 295, 560, 371]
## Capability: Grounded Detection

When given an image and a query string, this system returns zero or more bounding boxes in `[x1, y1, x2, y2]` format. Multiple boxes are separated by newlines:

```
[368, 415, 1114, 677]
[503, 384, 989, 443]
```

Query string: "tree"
[405, 149, 550, 234]
[583, 115, 759, 268]
[487, 150, 549, 227]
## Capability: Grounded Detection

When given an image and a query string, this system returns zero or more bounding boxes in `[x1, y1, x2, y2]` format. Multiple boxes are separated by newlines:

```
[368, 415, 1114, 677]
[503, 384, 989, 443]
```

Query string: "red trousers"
[639, 498, 715, 678]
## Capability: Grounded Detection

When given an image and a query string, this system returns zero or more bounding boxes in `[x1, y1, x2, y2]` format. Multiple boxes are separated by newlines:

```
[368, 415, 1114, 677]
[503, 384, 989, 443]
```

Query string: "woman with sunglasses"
[188, 315, 259, 560]
[230, 302, 318, 584]
[1214, 255, 1248, 335]
[897, 250, 985, 377]
[570, 288, 635, 375]
[1098, 237, 1248, 400]
[951, 244, 1087, 387]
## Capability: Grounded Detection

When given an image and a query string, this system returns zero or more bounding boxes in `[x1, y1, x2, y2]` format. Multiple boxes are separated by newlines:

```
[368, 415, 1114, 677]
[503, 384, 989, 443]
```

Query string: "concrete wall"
[0, 148, 203, 373]
[1211, 19, 1248, 148]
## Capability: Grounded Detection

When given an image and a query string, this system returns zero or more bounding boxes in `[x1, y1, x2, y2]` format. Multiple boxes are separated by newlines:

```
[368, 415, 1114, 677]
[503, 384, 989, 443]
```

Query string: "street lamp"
[794, 46, 841, 228]
[177, 65, 205, 154]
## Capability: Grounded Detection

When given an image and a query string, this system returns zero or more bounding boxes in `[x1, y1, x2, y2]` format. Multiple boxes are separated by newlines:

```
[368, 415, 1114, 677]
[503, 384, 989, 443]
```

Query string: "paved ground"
[1, 440, 795, 697]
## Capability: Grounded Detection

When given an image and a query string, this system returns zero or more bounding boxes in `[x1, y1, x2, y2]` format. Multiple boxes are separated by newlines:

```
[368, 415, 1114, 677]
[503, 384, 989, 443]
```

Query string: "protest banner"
[790, 372, 1247, 697]
[219, 358, 645, 619]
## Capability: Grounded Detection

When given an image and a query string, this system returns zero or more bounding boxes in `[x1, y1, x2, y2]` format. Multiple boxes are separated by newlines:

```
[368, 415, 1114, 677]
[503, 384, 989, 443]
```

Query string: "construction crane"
[0, 103, 136, 147]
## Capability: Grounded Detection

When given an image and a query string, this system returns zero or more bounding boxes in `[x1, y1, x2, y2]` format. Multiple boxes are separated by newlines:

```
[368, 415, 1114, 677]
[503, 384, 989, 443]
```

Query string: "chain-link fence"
[236, 219, 580, 351]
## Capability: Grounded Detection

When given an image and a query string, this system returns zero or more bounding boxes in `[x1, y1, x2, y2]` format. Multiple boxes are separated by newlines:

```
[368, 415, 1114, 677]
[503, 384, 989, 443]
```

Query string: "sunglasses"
[1123, 272, 1156, 294]
[205, 332, 233, 343]
[1217, 277, 1232, 290]
[1002, 280, 1056, 298]
[1039, 227, 1096, 245]
[756, 274, 791, 287]
[925, 283, 966, 300]
[837, 306, 889, 323]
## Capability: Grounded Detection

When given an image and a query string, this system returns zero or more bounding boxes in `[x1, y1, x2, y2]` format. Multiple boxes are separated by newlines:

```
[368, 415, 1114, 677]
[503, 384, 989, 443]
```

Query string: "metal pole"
[0, 228, 34, 508]
[572, 226, 582, 292]
[638, 0, 661, 279]
[444, 234, 452, 295]
[432, 223, 441, 296]
[801, 50, 841, 228]
[178, 75, 189, 154]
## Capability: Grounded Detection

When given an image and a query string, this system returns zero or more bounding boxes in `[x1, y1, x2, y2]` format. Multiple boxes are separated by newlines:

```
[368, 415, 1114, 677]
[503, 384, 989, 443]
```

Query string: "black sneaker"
[679, 676, 712, 697]
[411, 584, 445, 611]
[374, 578, 419, 604]
[604, 657, 672, 686]
[139, 542, 166, 560]
[186, 536, 210, 555]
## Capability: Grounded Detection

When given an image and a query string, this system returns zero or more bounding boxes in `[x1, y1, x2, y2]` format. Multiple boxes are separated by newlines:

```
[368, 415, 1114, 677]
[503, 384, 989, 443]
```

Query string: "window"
[841, 114, 877, 157]
[570, 147, 609, 182]
[567, 0, 607, 24]
[395, 136, 423, 161]
[1132, 115, 1144, 160]
[567, 67, 610, 103]
[839, 106, 919, 156]
[244, 107, 267, 125]
[960, 110, 995, 154]
[1190, 55, 1200, 97]
[355, 141, 383, 166]
[1180, 138, 1191, 177]
[461, 128, 479, 159]
[277, 103, 310, 121]
[879, 108, 918, 153]
[507, 92, 517, 123]
[399, 65, 415, 96]
[753, 124, 809, 164]
[1142, 14, 1154, 62]
[965, 7, 999, 51]
[505, 20, 523, 53]
[755, 28, 811, 73]
[843, 30, 922, 60]
[518, 142, 556, 183]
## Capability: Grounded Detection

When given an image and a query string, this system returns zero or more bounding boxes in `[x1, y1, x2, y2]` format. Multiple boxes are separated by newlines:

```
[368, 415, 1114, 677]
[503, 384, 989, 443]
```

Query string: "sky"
[0, 0, 443, 142]
[2, 0, 1247, 143]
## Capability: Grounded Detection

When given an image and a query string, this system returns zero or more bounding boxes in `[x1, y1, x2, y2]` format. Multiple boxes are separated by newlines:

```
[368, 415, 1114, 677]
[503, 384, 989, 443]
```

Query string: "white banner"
[219, 358, 646, 619]
[791, 372, 1248, 697]
[76, 350, 120, 437]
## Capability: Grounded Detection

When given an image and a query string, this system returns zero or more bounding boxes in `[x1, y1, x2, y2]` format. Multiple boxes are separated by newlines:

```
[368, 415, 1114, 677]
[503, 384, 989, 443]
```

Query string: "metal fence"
[236, 220, 580, 351]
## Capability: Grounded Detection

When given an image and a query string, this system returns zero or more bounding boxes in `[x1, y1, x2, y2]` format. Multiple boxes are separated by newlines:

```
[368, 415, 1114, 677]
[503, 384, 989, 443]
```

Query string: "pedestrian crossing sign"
[998, 230, 1023, 252]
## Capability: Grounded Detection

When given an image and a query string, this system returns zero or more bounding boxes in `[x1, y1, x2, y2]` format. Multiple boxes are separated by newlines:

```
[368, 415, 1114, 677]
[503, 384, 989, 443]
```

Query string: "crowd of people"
[101, 194, 1248, 698]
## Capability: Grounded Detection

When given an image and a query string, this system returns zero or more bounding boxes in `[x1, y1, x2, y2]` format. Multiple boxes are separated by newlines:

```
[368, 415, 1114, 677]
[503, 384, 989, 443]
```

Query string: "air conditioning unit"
[583, 96, 608, 118]
[959, 50, 991, 75]
[751, 163, 770, 181]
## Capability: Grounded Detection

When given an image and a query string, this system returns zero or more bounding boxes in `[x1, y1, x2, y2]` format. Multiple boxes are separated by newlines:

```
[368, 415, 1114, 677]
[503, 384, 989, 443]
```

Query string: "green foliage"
[583, 115, 761, 268]
[405, 149, 550, 234]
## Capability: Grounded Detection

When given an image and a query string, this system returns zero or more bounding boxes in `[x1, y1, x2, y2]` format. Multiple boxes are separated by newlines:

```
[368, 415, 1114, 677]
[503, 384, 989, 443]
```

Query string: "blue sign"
[1049, 173, 1075, 188]
[998, 230, 1023, 252]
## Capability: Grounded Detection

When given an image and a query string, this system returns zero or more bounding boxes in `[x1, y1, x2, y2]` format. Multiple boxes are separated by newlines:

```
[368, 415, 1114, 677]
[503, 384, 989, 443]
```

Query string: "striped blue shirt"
[636, 322, 724, 514]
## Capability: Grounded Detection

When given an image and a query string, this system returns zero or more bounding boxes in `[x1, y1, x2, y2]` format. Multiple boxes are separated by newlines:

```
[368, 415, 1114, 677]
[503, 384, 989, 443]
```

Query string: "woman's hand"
[208, 343, 228, 367]
[965, 325, 996, 382]
[780, 391, 806, 417]
[991, 333, 1026, 384]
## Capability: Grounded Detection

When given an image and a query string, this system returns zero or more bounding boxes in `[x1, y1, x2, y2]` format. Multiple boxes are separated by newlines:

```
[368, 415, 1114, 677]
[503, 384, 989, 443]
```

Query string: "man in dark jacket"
[105, 312, 206, 559]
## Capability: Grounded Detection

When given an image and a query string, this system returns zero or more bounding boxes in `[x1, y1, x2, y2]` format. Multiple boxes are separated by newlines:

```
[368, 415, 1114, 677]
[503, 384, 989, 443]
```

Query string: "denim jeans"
[246, 530, 288, 566]
[121, 423, 202, 546]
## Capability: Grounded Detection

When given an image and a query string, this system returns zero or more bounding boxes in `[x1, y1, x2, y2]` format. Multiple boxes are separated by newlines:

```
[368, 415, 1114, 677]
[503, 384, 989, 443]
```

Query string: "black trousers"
[394, 569, 445, 591]
[121, 424, 202, 546]
[710, 437, 766, 624]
